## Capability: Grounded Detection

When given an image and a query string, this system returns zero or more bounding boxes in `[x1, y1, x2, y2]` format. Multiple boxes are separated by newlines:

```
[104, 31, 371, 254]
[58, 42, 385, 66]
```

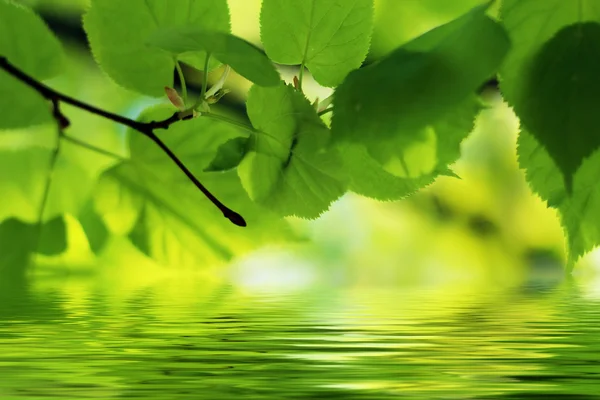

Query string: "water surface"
[1, 277, 599, 399]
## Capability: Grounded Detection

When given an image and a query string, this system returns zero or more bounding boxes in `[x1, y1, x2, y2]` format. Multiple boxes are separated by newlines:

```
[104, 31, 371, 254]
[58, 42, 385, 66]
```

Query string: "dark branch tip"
[225, 210, 247, 227]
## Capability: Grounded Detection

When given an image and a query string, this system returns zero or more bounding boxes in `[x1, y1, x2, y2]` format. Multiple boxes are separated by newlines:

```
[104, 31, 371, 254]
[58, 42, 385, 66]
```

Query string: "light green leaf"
[0, 216, 67, 272]
[500, 1, 600, 191]
[205, 137, 249, 172]
[0, 148, 93, 223]
[518, 130, 600, 269]
[83, 0, 230, 97]
[343, 96, 481, 200]
[238, 83, 347, 218]
[0, 0, 64, 129]
[148, 29, 280, 87]
[93, 106, 293, 267]
[260, 0, 374, 87]
[332, 4, 509, 149]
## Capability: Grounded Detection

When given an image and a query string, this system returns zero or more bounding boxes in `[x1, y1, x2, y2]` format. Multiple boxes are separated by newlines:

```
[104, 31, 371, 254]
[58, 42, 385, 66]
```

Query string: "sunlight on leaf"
[0, 148, 92, 223]
[93, 105, 295, 267]
[83, 0, 230, 96]
[260, 0, 374, 87]
[0, 0, 64, 128]
[238, 83, 347, 218]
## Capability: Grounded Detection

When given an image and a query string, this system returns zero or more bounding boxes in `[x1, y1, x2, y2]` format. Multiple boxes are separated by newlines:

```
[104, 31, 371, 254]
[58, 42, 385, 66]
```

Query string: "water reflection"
[1, 273, 600, 399]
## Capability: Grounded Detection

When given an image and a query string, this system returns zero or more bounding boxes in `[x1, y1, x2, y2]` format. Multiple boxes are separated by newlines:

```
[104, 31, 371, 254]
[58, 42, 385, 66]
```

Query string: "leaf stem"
[202, 112, 292, 156]
[61, 134, 127, 161]
[317, 107, 333, 117]
[203, 112, 258, 135]
[0, 56, 246, 227]
[38, 125, 62, 225]
[201, 52, 212, 101]
[298, 64, 305, 92]
[174, 59, 188, 105]
[204, 65, 230, 99]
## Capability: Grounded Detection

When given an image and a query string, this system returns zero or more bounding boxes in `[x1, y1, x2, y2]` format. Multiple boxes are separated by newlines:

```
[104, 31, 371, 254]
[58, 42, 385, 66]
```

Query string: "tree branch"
[0, 56, 246, 227]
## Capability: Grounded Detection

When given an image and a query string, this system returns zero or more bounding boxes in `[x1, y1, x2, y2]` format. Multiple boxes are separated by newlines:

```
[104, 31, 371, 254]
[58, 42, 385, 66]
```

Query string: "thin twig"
[0, 56, 246, 227]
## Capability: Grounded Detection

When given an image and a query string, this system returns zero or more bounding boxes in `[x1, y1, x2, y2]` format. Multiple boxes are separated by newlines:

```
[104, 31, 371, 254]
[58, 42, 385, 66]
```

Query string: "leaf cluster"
[0, 0, 598, 270]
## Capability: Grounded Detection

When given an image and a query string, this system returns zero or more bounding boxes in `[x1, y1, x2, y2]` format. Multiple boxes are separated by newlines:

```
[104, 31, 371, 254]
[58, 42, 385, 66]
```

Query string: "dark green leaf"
[518, 130, 600, 269]
[205, 137, 249, 172]
[0, 216, 67, 272]
[342, 96, 481, 200]
[78, 201, 109, 254]
[500, 0, 600, 191]
[332, 4, 509, 149]
[509, 23, 600, 191]
[148, 29, 280, 87]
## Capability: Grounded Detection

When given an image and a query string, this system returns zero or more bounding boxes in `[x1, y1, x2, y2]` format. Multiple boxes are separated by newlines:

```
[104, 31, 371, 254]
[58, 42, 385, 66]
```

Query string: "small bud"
[206, 88, 231, 104]
[312, 97, 320, 110]
[165, 86, 185, 111]
[293, 76, 300, 90]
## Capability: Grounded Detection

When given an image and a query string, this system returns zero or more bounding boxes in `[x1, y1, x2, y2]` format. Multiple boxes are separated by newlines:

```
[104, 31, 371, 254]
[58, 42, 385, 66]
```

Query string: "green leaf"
[0, 148, 93, 223]
[0, 216, 67, 272]
[0, 0, 64, 129]
[78, 201, 109, 254]
[518, 130, 600, 269]
[148, 29, 280, 87]
[237, 83, 347, 218]
[130, 104, 246, 179]
[260, 0, 374, 87]
[500, 0, 600, 191]
[342, 96, 481, 200]
[332, 4, 509, 149]
[83, 0, 230, 96]
[205, 137, 249, 172]
[93, 106, 293, 267]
